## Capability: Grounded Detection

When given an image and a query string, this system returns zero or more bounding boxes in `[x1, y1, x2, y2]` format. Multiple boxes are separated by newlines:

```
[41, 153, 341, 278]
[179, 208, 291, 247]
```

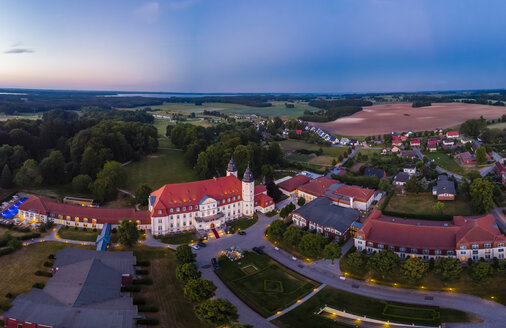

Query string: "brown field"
[313, 103, 506, 136]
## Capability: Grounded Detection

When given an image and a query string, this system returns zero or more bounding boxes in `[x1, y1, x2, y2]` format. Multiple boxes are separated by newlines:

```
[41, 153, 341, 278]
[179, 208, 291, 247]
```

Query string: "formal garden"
[340, 248, 506, 305]
[226, 215, 258, 233]
[215, 251, 319, 317]
[272, 286, 477, 328]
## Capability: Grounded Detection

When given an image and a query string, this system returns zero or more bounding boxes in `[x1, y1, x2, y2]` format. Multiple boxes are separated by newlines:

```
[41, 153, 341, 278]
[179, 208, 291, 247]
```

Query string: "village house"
[254, 185, 275, 213]
[381, 147, 390, 155]
[393, 172, 410, 186]
[392, 136, 402, 146]
[340, 137, 350, 145]
[494, 161, 506, 176]
[399, 150, 417, 159]
[442, 139, 454, 146]
[403, 164, 417, 175]
[446, 131, 460, 138]
[427, 139, 439, 152]
[432, 175, 456, 201]
[391, 145, 401, 153]
[292, 197, 360, 241]
[355, 210, 506, 262]
[410, 138, 421, 147]
[459, 151, 476, 164]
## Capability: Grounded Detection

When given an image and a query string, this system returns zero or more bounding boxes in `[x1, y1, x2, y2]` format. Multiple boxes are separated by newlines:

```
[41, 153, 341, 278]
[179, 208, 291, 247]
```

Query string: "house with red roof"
[427, 139, 438, 152]
[355, 210, 506, 262]
[446, 131, 460, 138]
[409, 138, 421, 147]
[392, 137, 402, 146]
[276, 174, 312, 196]
[296, 177, 339, 202]
[17, 196, 151, 230]
[254, 185, 274, 213]
[493, 161, 506, 176]
[324, 184, 375, 211]
[459, 152, 476, 164]
[149, 158, 255, 235]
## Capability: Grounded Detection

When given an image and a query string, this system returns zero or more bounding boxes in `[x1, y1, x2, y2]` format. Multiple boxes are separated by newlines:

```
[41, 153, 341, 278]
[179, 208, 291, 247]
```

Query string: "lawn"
[425, 151, 467, 176]
[280, 139, 349, 158]
[385, 191, 475, 218]
[122, 137, 199, 193]
[280, 139, 348, 168]
[156, 232, 197, 245]
[57, 227, 100, 242]
[488, 122, 506, 130]
[0, 242, 95, 314]
[215, 252, 319, 317]
[272, 286, 477, 328]
[226, 217, 258, 233]
[113, 245, 208, 328]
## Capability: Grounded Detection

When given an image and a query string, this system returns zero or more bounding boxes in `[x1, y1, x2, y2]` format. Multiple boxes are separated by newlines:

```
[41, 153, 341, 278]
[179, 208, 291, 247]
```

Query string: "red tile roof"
[297, 177, 338, 197]
[333, 185, 375, 203]
[255, 193, 274, 208]
[447, 131, 459, 136]
[410, 139, 421, 145]
[19, 196, 150, 225]
[254, 185, 267, 195]
[150, 175, 242, 217]
[454, 215, 506, 247]
[277, 175, 312, 192]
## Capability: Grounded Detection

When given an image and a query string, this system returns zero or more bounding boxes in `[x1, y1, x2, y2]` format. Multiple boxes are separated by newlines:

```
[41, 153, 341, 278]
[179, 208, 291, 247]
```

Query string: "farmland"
[312, 103, 506, 136]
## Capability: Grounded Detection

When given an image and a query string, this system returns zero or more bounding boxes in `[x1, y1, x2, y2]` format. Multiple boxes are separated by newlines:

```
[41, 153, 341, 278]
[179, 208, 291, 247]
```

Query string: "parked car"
[238, 230, 246, 235]
[197, 241, 206, 247]
[291, 256, 297, 261]
[252, 247, 264, 254]
[211, 258, 219, 269]
[190, 244, 200, 250]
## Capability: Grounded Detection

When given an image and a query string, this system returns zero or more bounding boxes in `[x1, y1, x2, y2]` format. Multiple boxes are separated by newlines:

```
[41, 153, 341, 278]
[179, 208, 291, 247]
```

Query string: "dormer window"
[195, 205, 198, 209]
[189, 205, 192, 210]
[158, 210, 162, 215]
[177, 207, 180, 212]
[170, 208, 174, 213]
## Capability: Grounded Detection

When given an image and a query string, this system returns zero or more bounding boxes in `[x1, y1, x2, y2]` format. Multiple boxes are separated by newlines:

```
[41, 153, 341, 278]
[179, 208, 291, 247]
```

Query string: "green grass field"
[215, 252, 318, 317]
[226, 217, 258, 233]
[57, 227, 100, 242]
[122, 138, 198, 192]
[280, 139, 348, 169]
[385, 192, 475, 217]
[156, 232, 197, 245]
[488, 122, 506, 130]
[0, 242, 95, 314]
[272, 286, 476, 328]
[425, 151, 468, 176]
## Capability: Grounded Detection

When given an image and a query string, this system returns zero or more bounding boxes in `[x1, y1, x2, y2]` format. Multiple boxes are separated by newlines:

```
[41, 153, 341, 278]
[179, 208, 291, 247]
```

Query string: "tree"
[230, 324, 253, 328]
[344, 252, 366, 275]
[14, 159, 43, 186]
[297, 197, 306, 207]
[378, 178, 391, 192]
[90, 160, 126, 202]
[283, 226, 303, 246]
[400, 257, 429, 283]
[176, 244, 196, 264]
[498, 259, 506, 277]
[72, 174, 92, 193]
[267, 219, 286, 238]
[7, 236, 22, 250]
[433, 257, 462, 282]
[367, 250, 399, 277]
[265, 180, 282, 201]
[469, 261, 493, 283]
[433, 201, 445, 214]
[323, 243, 342, 264]
[117, 219, 139, 247]
[184, 278, 217, 302]
[135, 183, 152, 206]
[40, 150, 65, 184]
[469, 178, 494, 214]
[0, 164, 13, 189]
[176, 263, 201, 282]
[194, 298, 238, 326]
[475, 146, 487, 164]
[405, 175, 420, 193]
[298, 233, 325, 258]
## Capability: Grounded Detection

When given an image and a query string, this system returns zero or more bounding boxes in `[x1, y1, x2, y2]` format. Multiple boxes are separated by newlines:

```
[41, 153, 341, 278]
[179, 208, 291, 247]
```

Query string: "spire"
[242, 165, 254, 183]
[227, 156, 237, 173]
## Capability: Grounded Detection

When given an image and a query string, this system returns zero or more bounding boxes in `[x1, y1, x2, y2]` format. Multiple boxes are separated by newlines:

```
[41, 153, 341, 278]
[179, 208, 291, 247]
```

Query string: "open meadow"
[312, 103, 506, 136]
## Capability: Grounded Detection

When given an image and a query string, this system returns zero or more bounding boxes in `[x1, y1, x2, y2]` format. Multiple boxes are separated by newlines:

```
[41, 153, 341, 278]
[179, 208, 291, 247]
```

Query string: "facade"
[393, 172, 410, 186]
[291, 197, 360, 240]
[432, 175, 456, 201]
[149, 159, 256, 235]
[459, 152, 476, 164]
[402, 164, 417, 175]
[3, 248, 138, 328]
[324, 184, 375, 211]
[410, 139, 421, 147]
[254, 185, 274, 213]
[296, 177, 339, 202]
[355, 210, 506, 262]
[17, 197, 151, 230]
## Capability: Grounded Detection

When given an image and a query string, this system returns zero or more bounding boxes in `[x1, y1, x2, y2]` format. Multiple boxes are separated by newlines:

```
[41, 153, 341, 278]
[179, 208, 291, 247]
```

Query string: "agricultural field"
[273, 286, 477, 328]
[215, 252, 318, 317]
[313, 103, 506, 136]
[122, 138, 198, 193]
[385, 192, 475, 217]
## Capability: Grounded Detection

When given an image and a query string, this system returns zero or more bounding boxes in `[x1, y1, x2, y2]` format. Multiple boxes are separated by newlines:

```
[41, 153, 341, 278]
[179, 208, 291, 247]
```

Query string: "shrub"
[17, 232, 41, 240]
[121, 286, 141, 292]
[136, 269, 149, 275]
[32, 282, 45, 289]
[137, 260, 150, 267]
[133, 278, 153, 285]
[43, 261, 53, 267]
[133, 297, 146, 305]
[5, 292, 13, 299]
[48, 254, 55, 259]
[35, 270, 52, 277]
[136, 318, 159, 325]
[138, 305, 159, 312]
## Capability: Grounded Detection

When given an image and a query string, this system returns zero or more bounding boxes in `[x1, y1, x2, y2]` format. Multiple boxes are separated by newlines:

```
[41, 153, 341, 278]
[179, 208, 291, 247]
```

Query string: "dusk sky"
[1, 0, 505, 93]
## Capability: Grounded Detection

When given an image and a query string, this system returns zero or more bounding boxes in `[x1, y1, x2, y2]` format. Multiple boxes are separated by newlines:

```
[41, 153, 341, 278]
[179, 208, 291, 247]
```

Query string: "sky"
[0, 0, 505, 93]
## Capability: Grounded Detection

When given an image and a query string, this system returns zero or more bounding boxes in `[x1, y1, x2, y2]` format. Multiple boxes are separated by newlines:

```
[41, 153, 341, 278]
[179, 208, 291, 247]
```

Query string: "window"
[158, 226, 162, 230]
[158, 219, 162, 224]
[189, 205, 192, 210]
[499, 249, 504, 252]
[357, 235, 363, 240]
[473, 250, 478, 255]
[484, 243, 492, 249]
[378, 244, 384, 249]
[499, 243, 505, 247]
[158, 210, 162, 215]
[92, 219, 97, 223]
[177, 207, 180, 212]
[399, 247, 406, 252]
[447, 251, 454, 255]
[238, 195, 241, 200]
[84, 218, 88, 222]
[460, 245, 467, 250]
[75, 217, 79, 222]
[472, 244, 479, 249]
[183, 207, 186, 211]
[388, 245, 395, 251]
[170, 208, 174, 213]
[410, 248, 418, 254]
[195, 205, 198, 209]
[423, 249, 429, 255]
[227, 198, 230, 202]
[460, 251, 466, 255]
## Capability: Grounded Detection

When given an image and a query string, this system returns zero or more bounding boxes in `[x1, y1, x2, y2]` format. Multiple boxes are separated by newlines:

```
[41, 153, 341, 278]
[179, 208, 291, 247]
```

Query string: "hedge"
[133, 297, 146, 305]
[133, 278, 153, 285]
[136, 269, 149, 275]
[32, 282, 45, 289]
[136, 318, 159, 325]
[17, 232, 41, 241]
[43, 261, 54, 267]
[381, 209, 452, 221]
[138, 305, 159, 313]
[34, 270, 52, 277]
[121, 286, 141, 292]
[136, 260, 150, 267]
[0, 247, 14, 257]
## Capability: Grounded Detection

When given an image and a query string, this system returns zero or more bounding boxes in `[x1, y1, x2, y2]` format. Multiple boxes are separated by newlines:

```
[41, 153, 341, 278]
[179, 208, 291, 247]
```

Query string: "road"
[193, 212, 506, 328]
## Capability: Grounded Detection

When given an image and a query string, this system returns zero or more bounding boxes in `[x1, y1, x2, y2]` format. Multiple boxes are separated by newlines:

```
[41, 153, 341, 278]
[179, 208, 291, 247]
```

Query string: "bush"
[5, 292, 13, 299]
[138, 305, 159, 312]
[133, 278, 153, 285]
[17, 232, 41, 240]
[35, 270, 52, 277]
[48, 254, 55, 259]
[137, 260, 150, 267]
[32, 282, 45, 289]
[0, 247, 14, 256]
[136, 318, 160, 325]
[121, 286, 141, 292]
[133, 297, 146, 305]
[136, 269, 149, 275]
[43, 261, 53, 267]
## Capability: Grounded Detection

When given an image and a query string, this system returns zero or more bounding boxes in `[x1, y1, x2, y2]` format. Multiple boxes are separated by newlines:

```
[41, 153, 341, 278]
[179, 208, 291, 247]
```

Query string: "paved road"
[195, 212, 506, 328]
[491, 206, 506, 232]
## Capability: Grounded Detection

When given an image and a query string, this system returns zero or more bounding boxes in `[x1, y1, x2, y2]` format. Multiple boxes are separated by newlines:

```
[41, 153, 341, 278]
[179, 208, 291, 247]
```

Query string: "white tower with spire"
[241, 166, 255, 216]
[226, 157, 238, 178]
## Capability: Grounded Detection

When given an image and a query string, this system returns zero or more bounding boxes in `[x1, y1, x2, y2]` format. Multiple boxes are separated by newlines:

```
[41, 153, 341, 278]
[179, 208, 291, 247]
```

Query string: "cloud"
[4, 48, 34, 54]
[168, 0, 199, 10]
[134, 2, 160, 23]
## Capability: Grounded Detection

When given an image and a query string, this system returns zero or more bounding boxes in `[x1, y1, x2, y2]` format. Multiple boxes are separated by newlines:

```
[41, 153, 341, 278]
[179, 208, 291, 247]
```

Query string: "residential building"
[363, 168, 386, 179]
[427, 139, 438, 152]
[494, 161, 506, 176]
[446, 131, 460, 138]
[149, 158, 256, 235]
[403, 164, 417, 175]
[442, 139, 454, 146]
[391, 145, 401, 153]
[3, 248, 138, 328]
[432, 175, 456, 201]
[399, 150, 417, 159]
[393, 172, 410, 186]
[292, 197, 360, 240]
[340, 137, 350, 145]
[459, 152, 476, 164]
[355, 210, 506, 261]
[392, 137, 402, 146]
[324, 184, 375, 211]
[297, 177, 339, 202]
[254, 185, 275, 213]
[410, 139, 421, 147]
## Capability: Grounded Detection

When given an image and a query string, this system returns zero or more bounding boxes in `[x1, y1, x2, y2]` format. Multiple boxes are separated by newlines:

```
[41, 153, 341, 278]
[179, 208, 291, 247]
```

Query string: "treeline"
[0, 109, 157, 195]
[0, 94, 164, 115]
[167, 95, 317, 108]
[301, 99, 372, 122]
[169, 122, 284, 179]
[412, 101, 431, 108]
